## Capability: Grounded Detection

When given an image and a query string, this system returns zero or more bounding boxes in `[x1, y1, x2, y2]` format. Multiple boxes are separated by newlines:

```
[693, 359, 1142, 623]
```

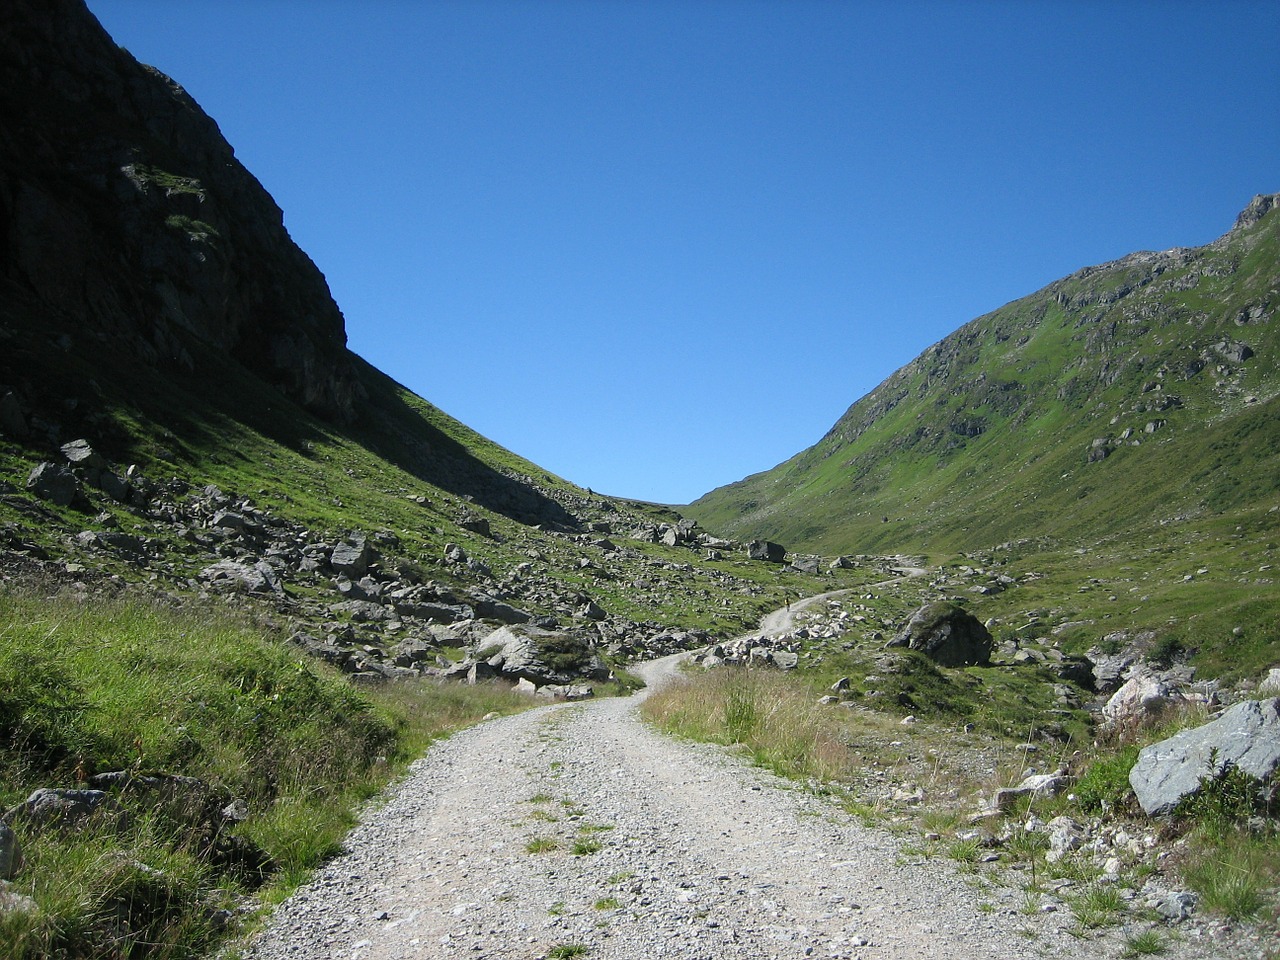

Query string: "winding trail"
[244, 588, 1137, 960]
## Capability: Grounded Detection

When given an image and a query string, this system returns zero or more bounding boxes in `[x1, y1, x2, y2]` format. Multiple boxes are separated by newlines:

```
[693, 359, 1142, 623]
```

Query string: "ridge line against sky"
[85, 0, 1279, 504]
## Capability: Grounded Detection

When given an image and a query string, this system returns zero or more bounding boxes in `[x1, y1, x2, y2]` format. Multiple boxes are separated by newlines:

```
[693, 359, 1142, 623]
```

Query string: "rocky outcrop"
[0, 0, 361, 422]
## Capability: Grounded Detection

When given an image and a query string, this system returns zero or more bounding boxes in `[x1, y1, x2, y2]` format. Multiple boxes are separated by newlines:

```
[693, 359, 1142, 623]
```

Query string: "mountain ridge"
[685, 192, 1279, 557]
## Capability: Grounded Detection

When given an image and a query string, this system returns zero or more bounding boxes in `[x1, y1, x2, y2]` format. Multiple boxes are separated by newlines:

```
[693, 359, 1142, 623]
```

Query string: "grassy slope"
[688, 204, 1279, 555]
[686, 200, 1280, 680]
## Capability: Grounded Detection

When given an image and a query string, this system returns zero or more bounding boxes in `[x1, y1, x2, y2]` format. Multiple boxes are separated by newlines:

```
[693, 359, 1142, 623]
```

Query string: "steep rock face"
[0, 0, 361, 421]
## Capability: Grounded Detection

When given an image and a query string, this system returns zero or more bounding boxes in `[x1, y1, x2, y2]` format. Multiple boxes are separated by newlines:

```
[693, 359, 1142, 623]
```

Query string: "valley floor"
[241, 632, 1247, 960]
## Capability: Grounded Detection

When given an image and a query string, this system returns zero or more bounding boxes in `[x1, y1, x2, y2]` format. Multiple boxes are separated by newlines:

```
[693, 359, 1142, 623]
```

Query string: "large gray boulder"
[886, 601, 993, 667]
[477, 625, 611, 686]
[747, 540, 787, 563]
[26, 461, 80, 506]
[1129, 698, 1280, 816]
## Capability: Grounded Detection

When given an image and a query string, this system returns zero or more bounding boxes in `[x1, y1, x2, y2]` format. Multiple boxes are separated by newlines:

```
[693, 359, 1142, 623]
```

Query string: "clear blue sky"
[85, 0, 1278, 504]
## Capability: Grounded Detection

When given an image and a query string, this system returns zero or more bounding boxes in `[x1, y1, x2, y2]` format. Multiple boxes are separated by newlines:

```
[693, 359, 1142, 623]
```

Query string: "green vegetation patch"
[0, 587, 533, 959]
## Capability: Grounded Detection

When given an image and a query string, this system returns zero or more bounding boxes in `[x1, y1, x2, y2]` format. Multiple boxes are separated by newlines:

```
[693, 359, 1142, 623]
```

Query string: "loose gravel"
[243, 644, 1262, 960]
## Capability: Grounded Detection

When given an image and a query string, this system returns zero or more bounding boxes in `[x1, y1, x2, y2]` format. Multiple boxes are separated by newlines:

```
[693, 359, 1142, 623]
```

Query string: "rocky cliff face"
[0, 0, 361, 422]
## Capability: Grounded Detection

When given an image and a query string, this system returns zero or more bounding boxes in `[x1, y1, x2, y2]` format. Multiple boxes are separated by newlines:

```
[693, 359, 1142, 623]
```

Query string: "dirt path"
[757, 565, 928, 637]
[243, 600, 1143, 960]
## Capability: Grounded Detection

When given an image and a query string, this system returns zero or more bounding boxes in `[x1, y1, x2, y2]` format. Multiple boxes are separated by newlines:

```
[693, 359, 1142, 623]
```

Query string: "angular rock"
[747, 540, 787, 563]
[26, 461, 80, 506]
[1154, 891, 1197, 921]
[1045, 815, 1085, 862]
[478, 624, 610, 685]
[886, 601, 993, 667]
[7, 788, 122, 830]
[990, 769, 1070, 812]
[60, 438, 108, 471]
[330, 536, 373, 576]
[467, 661, 497, 684]
[578, 600, 607, 621]
[770, 650, 800, 670]
[457, 514, 491, 537]
[469, 594, 531, 624]
[1129, 698, 1280, 816]
[0, 884, 37, 919]
[1210, 339, 1254, 364]
[200, 559, 282, 594]
[1259, 668, 1280, 695]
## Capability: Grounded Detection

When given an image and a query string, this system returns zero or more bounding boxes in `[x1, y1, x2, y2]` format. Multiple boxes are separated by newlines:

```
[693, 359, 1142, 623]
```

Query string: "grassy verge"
[642, 663, 1279, 935]
[0, 587, 534, 959]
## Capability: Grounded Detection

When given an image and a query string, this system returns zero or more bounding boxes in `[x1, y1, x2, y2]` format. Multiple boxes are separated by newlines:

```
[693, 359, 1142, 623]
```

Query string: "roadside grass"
[0, 587, 534, 959]
[643, 657, 1280, 932]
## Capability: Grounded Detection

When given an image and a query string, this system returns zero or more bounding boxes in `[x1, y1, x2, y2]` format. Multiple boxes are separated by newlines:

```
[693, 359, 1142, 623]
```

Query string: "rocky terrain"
[0, 3, 1276, 958]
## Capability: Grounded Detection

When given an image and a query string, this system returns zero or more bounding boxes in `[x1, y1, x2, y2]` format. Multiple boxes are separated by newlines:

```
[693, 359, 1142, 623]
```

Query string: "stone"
[578, 600, 607, 621]
[788, 556, 820, 574]
[7, 788, 121, 829]
[1129, 698, 1280, 816]
[0, 823, 21, 880]
[1045, 816, 1085, 862]
[770, 650, 799, 670]
[26, 461, 80, 506]
[60, 438, 108, 471]
[478, 624, 611, 686]
[467, 661, 497, 684]
[0, 883, 37, 918]
[1154, 891, 1196, 921]
[200, 559, 281, 594]
[469, 595, 531, 624]
[747, 540, 786, 563]
[330, 537, 373, 576]
[443, 543, 468, 565]
[990, 769, 1070, 812]
[1258, 668, 1280, 695]
[1210, 339, 1254, 364]
[458, 514, 490, 537]
[885, 601, 993, 667]
[1102, 671, 1181, 725]
[96, 470, 131, 503]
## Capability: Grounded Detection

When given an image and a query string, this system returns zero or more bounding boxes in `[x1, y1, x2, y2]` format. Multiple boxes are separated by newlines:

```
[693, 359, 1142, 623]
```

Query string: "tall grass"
[0, 587, 534, 958]
[642, 667, 849, 783]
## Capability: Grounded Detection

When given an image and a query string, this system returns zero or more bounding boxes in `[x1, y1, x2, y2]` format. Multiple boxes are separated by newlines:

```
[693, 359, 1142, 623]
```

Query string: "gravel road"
[242, 647, 1148, 960]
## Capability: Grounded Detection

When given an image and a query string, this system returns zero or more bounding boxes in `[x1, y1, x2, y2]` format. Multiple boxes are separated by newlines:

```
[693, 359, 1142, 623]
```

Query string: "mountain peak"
[1234, 192, 1279, 231]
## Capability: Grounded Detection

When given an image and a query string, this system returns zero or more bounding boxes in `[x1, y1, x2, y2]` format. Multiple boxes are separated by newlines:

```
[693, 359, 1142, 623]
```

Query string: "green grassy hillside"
[687, 196, 1279, 557]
